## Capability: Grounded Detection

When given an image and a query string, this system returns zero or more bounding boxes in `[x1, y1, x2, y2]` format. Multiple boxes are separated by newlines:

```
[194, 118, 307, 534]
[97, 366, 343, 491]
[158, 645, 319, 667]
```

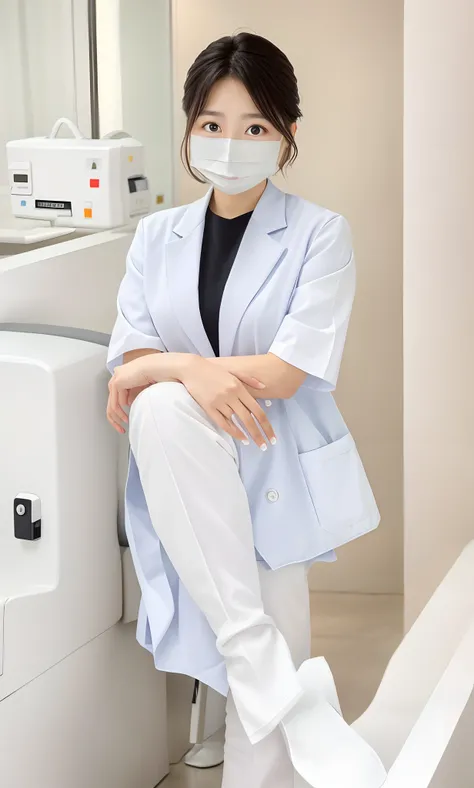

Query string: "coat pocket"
[298, 433, 379, 537]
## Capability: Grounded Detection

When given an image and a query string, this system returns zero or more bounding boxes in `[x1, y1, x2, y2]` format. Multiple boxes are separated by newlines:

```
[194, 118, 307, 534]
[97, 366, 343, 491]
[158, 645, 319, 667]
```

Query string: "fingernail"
[270, 437, 277, 445]
[260, 443, 267, 451]
[242, 439, 250, 446]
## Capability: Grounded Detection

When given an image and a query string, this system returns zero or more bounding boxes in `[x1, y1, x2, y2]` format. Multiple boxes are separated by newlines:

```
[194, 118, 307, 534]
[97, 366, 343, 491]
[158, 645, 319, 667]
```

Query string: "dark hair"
[181, 33, 302, 182]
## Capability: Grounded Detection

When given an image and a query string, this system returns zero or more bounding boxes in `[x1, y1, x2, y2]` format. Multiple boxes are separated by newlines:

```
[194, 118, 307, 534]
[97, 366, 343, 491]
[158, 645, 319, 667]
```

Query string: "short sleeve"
[107, 219, 166, 373]
[268, 214, 355, 393]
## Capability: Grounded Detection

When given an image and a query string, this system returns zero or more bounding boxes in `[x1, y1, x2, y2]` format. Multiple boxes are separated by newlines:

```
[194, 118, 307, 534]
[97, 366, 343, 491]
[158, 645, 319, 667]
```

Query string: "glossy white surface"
[0, 332, 170, 787]
[0, 623, 168, 788]
[0, 229, 131, 332]
[0, 332, 121, 697]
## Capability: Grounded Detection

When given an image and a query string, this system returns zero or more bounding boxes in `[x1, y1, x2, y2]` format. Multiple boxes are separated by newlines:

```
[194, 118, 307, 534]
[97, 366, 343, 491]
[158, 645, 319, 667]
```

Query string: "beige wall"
[172, 0, 404, 593]
[404, 0, 474, 626]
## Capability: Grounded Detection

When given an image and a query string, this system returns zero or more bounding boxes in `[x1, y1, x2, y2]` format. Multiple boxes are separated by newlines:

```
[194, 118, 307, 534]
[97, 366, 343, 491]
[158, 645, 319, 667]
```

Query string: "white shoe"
[281, 658, 387, 788]
[297, 657, 343, 715]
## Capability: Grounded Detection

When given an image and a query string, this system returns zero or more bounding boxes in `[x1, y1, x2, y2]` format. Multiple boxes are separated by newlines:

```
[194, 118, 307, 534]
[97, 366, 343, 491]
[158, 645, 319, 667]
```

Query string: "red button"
[90, 179, 100, 188]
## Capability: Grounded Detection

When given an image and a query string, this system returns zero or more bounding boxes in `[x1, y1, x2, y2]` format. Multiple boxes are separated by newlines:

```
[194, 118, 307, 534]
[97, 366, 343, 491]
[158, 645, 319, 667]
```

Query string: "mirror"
[96, 0, 174, 211]
[0, 0, 90, 224]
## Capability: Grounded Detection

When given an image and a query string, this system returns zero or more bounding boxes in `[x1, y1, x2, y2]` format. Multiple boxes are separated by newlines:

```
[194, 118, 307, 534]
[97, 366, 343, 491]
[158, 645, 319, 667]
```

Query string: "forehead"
[203, 77, 259, 113]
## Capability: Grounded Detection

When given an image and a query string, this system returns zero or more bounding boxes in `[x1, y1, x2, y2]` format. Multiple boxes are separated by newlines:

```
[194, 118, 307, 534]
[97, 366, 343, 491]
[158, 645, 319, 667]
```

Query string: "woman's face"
[192, 77, 289, 144]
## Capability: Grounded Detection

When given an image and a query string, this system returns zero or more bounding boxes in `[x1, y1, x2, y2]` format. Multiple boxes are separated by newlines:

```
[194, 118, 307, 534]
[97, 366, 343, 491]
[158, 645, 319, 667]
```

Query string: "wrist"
[207, 356, 228, 368]
[141, 351, 199, 384]
[170, 352, 202, 382]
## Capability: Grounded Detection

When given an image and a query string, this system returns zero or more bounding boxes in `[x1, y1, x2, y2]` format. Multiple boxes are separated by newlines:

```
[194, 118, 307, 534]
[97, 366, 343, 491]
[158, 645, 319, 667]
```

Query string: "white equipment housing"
[0, 329, 168, 788]
[7, 118, 150, 230]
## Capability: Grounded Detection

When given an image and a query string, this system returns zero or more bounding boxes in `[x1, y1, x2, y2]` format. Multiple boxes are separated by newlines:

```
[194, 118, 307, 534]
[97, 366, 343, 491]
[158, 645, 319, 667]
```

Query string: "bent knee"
[129, 382, 193, 447]
[147, 380, 190, 406]
[130, 381, 193, 423]
[129, 381, 238, 461]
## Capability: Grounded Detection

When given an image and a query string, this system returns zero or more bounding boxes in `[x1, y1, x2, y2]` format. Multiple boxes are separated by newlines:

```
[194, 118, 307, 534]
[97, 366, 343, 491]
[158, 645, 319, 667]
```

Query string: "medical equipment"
[0, 327, 168, 787]
[0, 234, 222, 783]
[7, 118, 150, 230]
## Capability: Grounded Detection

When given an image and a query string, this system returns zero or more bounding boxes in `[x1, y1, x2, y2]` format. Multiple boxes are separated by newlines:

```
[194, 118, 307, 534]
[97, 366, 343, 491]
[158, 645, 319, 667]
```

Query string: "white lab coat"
[107, 180, 380, 692]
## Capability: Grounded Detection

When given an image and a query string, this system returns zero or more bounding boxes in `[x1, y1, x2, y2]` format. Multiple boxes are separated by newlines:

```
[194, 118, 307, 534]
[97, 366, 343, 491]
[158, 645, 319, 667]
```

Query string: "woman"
[107, 33, 385, 788]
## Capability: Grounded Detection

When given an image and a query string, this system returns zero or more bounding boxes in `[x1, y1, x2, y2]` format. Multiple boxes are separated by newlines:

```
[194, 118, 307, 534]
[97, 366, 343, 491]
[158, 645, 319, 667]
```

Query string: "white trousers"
[223, 562, 311, 788]
[129, 382, 387, 788]
[129, 381, 304, 744]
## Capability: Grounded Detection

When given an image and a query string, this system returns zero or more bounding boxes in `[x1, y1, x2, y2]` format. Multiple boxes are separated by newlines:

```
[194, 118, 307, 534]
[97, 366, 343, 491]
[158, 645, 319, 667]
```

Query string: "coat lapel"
[165, 180, 287, 359]
[218, 181, 288, 357]
[165, 189, 215, 358]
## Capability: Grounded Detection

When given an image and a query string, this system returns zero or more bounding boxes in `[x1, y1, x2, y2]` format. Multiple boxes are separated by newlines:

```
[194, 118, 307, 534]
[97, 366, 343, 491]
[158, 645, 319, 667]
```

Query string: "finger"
[107, 409, 126, 434]
[218, 405, 250, 444]
[212, 408, 250, 444]
[109, 405, 127, 431]
[239, 393, 276, 445]
[107, 399, 126, 431]
[118, 388, 129, 421]
[109, 382, 129, 424]
[231, 400, 268, 449]
[238, 374, 266, 390]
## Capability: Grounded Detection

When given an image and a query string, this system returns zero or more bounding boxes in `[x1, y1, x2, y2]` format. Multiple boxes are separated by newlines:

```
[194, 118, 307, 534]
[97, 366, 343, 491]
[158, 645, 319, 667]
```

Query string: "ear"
[290, 122, 297, 137]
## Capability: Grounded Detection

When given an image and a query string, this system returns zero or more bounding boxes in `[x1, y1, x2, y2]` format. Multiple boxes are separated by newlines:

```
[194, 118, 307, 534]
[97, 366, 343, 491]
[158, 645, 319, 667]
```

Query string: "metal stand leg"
[183, 681, 225, 769]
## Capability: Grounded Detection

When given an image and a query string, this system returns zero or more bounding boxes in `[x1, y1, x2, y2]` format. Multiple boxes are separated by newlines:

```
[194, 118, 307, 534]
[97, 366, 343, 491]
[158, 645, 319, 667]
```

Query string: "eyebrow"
[199, 110, 266, 120]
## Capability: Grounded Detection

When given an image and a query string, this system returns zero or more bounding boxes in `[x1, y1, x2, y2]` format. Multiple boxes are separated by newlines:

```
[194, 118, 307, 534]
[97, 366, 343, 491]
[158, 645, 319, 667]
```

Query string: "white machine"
[0, 219, 225, 783]
[7, 118, 150, 230]
[0, 327, 168, 788]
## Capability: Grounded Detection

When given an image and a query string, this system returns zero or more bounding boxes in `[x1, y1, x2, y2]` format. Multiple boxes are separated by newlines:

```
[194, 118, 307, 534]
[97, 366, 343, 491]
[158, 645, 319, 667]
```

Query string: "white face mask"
[190, 135, 282, 195]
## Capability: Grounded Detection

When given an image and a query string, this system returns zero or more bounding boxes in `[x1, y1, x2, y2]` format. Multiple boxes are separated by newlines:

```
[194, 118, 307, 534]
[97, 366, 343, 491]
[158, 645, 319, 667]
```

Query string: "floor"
[160, 591, 404, 787]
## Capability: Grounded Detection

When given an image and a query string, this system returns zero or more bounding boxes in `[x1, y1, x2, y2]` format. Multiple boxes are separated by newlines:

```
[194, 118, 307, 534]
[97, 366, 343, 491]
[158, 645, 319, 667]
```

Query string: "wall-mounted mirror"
[95, 0, 174, 210]
[0, 0, 89, 223]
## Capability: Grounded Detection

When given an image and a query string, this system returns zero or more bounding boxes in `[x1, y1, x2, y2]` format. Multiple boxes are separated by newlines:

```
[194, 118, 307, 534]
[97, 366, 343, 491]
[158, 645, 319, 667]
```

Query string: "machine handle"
[49, 118, 86, 140]
[101, 130, 132, 139]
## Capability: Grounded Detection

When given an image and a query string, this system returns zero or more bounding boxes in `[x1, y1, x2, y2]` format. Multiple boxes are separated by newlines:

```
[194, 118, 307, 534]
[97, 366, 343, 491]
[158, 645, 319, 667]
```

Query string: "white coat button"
[264, 399, 272, 407]
[266, 489, 279, 503]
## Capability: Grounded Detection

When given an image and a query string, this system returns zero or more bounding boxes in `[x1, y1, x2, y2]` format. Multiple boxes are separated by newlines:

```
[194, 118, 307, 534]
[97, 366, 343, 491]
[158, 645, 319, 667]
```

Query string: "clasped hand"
[107, 353, 276, 449]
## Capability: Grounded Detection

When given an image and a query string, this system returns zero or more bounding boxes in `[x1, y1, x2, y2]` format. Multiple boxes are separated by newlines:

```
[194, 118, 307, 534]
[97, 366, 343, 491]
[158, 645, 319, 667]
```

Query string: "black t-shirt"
[198, 207, 253, 356]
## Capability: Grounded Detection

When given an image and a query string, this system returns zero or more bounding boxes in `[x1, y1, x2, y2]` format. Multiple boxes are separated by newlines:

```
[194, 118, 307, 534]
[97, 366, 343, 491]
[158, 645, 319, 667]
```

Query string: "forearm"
[210, 353, 306, 399]
[121, 348, 305, 398]
[123, 348, 161, 364]
[124, 349, 196, 384]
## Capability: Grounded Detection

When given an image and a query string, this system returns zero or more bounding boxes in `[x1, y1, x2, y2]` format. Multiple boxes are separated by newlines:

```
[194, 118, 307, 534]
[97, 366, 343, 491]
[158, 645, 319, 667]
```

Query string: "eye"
[245, 124, 266, 137]
[203, 122, 221, 133]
